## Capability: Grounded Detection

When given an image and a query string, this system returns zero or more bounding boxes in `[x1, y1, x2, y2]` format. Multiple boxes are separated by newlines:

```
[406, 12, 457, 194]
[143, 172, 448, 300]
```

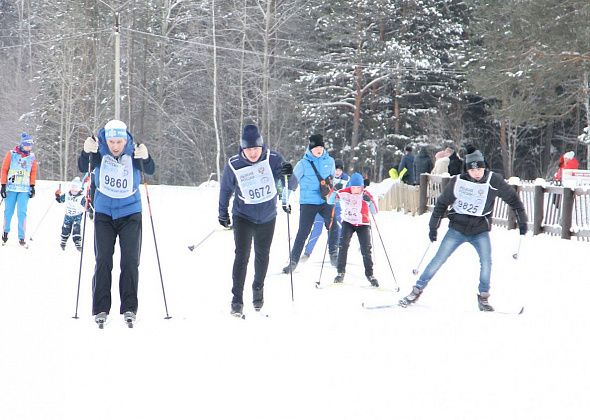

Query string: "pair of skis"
[361, 301, 525, 315]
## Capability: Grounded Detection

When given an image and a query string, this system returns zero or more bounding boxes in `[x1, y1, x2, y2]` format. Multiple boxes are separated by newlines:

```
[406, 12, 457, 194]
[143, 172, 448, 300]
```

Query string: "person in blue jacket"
[78, 119, 155, 327]
[300, 159, 349, 261]
[282, 134, 337, 273]
[219, 124, 292, 317]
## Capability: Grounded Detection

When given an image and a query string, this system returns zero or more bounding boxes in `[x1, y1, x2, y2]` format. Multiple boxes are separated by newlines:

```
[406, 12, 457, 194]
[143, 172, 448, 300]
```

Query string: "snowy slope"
[0, 180, 589, 420]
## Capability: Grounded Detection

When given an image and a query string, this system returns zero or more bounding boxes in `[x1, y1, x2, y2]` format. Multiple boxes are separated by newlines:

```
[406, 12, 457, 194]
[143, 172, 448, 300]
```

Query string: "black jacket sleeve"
[429, 177, 458, 230]
[491, 173, 528, 224]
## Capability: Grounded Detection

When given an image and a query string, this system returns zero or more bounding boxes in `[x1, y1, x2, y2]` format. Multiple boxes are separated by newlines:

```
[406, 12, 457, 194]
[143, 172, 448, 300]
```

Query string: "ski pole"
[512, 235, 523, 260]
[74, 157, 92, 319]
[29, 196, 58, 241]
[188, 229, 217, 252]
[316, 205, 336, 287]
[370, 212, 400, 292]
[140, 160, 172, 319]
[283, 175, 294, 301]
[412, 243, 432, 275]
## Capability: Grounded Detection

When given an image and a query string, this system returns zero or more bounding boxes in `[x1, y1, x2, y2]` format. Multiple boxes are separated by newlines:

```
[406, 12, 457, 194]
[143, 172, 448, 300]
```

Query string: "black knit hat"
[309, 134, 324, 149]
[240, 124, 263, 149]
[335, 159, 344, 170]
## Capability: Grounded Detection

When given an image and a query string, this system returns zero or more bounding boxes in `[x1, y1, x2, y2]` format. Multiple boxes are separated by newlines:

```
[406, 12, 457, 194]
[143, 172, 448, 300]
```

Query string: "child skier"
[329, 172, 379, 287]
[55, 177, 88, 251]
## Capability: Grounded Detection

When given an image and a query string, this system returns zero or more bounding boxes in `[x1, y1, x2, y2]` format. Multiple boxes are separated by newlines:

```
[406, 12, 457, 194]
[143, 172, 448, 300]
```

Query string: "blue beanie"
[241, 124, 263, 149]
[349, 172, 364, 187]
[20, 132, 33, 147]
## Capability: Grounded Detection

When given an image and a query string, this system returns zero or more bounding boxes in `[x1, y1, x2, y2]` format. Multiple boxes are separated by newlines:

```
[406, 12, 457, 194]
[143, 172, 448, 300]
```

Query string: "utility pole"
[114, 11, 121, 120]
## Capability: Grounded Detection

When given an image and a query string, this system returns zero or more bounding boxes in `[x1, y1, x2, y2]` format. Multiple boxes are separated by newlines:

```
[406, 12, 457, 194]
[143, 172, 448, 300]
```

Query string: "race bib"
[339, 192, 363, 224]
[230, 150, 277, 204]
[65, 194, 85, 216]
[98, 154, 135, 199]
[452, 174, 491, 216]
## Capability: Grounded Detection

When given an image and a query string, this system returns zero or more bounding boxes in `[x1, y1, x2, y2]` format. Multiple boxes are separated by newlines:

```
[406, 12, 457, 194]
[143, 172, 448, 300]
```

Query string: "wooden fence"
[378, 174, 590, 241]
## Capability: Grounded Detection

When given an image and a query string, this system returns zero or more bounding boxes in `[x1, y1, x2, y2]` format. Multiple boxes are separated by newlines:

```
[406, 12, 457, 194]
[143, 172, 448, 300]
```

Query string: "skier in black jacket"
[399, 148, 528, 311]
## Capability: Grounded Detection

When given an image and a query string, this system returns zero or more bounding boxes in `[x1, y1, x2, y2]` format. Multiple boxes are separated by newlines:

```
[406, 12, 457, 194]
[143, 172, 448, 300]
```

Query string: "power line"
[122, 26, 467, 77]
[0, 29, 110, 51]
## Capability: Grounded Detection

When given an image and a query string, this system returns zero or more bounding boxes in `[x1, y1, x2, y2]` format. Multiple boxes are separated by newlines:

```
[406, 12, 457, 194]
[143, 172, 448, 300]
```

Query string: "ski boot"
[75, 242, 82, 252]
[123, 311, 136, 327]
[1, 232, 7, 245]
[399, 286, 423, 307]
[253, 288, 264, 312]
[282, 261, 297, 274]
[299, 253, 310, 263]
[95, 312, 107, 329]
[366, 275, 379, 287]
[19, 239, 28, 249]
[334, 273, 345, 283]
[60, 242, 66, 250]
[477, 293, 494, 312]
[231, 303, 244, 318]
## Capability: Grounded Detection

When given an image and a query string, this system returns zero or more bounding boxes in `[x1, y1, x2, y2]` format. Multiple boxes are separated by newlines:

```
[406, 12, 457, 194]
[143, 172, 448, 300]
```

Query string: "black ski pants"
[231, 215, 276, 305]
[92, 212, 142, 315]
[336, 222, 373, 277]
[290, 203, 338, 263]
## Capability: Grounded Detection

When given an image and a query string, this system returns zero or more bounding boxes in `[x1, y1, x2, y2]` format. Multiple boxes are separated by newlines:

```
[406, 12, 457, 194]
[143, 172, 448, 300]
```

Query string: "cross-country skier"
[300, 159, 349, 261]
[329, 173, 379, 287]
[218, 124, 293, 317]
[1, 132, 38, 248]
[55, 176, 88, 251]
[282, 134, 338, 273]
[399, 147, 528, 311]
[78, 119, 155, 327]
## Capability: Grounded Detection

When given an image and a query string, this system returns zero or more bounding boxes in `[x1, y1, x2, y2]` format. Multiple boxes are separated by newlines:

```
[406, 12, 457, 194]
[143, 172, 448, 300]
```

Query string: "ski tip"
[518, 306, 525, 315]
[188, 245, 194, 251]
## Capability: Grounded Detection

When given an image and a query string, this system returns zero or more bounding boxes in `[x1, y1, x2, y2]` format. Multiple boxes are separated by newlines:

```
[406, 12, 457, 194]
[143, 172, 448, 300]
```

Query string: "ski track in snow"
[0, 180, 589, 420]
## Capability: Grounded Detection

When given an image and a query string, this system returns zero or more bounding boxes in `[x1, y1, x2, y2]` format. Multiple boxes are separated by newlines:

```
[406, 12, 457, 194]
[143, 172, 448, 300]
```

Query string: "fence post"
[507, 185, 518, 230]
[561, 187, 574, 239]
[533, 185, 544, 235]
[418, 173, 428, 215]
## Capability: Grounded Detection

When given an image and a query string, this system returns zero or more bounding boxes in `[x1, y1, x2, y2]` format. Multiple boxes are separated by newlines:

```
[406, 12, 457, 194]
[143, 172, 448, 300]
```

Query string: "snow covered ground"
[1, 179, 589, 420]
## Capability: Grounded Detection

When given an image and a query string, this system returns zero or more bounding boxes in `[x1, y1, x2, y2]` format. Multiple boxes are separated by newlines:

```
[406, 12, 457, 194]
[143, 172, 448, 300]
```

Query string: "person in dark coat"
[447, 146, 463, 176]
[398, 146, 415, 184]
[218, 124, 292, 317]
[78, 119, 155, 327]
[398, 148, 528, 312]
[413, 147, 433, 183]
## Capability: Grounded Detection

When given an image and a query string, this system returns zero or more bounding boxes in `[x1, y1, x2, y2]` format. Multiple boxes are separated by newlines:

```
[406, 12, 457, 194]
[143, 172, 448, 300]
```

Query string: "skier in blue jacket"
[219, 124, 293, 317]
[78, 119, 155, 327]
[282, 134, 337, 273]
[301, 159, 349, 261]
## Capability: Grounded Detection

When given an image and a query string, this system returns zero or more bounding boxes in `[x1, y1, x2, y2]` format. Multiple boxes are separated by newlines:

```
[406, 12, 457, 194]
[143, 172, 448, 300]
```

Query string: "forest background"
[0, 0, 588, 185]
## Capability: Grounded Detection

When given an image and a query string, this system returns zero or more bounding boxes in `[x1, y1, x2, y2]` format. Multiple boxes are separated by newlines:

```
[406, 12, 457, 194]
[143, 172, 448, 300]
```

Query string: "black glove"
[282, 203, 291, 214]
[334, 182, 343, 190]
[280, 162, 293, 177]
[218, 214, 231, 228]
[429, 228, 437, 242]
[362, 194, 371, 202]
[518, 222, 527, 235]
[29, 185, 35, 198]
[0, 184, 5, 199]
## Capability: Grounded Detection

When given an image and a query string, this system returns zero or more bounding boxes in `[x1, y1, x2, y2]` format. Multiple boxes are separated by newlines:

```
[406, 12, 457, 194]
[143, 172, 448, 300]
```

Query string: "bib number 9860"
[104, 174, 128, 189]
